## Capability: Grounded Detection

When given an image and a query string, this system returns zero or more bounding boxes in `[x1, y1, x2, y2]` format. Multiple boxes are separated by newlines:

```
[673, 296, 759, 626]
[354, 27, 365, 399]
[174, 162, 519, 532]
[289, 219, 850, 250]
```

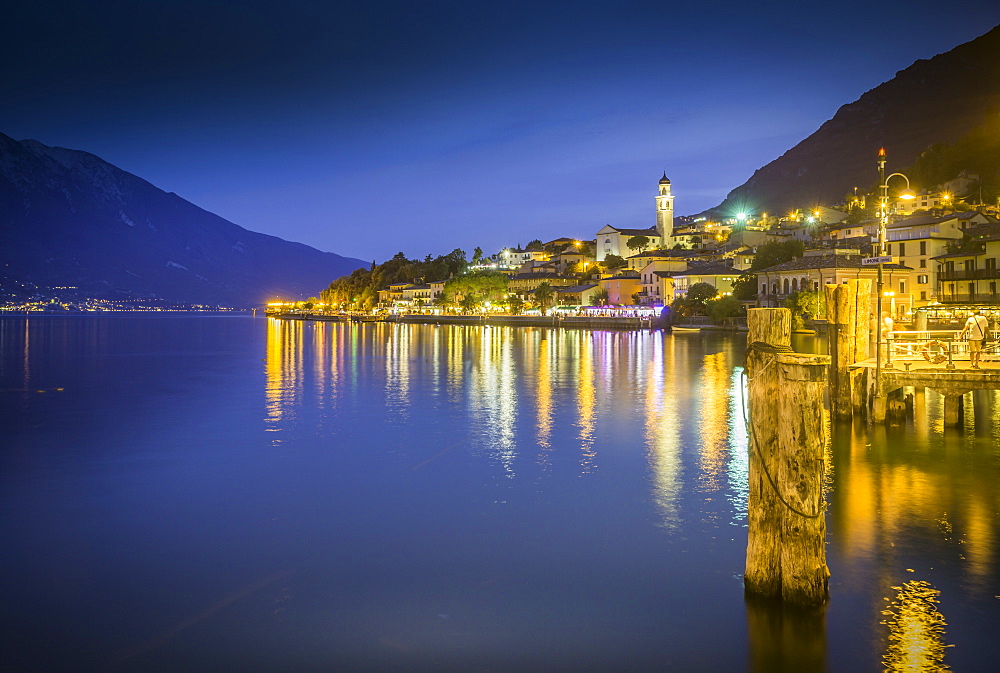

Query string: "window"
[987, 258, 997, 270]
[899, 281, 905, 294]
[887, 243, 892, 254]
[919, 241, 926, 255]
[920, 291, 927, 300]
[920, 259, 926, 268]
[917, 275, 928, 284]
[898, 242, 906, 256]
[761, 283, 767, 294]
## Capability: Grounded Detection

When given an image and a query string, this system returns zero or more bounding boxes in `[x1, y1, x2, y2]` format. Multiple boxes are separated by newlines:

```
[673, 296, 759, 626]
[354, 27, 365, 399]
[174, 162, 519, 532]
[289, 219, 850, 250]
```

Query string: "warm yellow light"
[898, 189, 916, 200]
[941, 193, 952, 202]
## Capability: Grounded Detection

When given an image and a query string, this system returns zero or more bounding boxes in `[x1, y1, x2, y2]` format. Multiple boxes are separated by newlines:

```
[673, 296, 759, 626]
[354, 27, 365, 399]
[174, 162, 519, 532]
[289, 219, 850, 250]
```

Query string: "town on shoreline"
[279, 168, 1000, 331]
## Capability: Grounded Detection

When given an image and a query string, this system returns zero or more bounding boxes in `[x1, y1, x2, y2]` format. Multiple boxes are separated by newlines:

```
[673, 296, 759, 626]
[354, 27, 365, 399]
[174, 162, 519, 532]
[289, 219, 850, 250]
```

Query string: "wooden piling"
[745, 308, 830, 605]
[745, 309, 789, 598]
[824, 279, 871, 420]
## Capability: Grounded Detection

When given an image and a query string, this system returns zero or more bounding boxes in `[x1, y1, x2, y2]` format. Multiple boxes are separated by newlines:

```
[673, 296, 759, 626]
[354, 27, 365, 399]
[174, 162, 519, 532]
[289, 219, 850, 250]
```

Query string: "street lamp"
[875, 148, 915, 378]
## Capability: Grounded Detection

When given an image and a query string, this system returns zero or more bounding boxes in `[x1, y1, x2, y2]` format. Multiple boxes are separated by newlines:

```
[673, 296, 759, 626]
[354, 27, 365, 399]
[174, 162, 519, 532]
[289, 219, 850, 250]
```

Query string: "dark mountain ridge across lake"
[712, 24, 1000, 216]
[0, 133, 366, 306]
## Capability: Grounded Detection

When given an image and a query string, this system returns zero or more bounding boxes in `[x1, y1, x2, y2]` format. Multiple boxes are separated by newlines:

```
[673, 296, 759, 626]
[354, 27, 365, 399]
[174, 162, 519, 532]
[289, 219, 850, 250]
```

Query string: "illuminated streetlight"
[875, 148, 913, 378]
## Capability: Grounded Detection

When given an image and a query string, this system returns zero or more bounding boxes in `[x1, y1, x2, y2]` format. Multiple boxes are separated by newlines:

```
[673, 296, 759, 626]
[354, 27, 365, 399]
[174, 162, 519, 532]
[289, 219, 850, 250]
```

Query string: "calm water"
[1, 315, 998, 672]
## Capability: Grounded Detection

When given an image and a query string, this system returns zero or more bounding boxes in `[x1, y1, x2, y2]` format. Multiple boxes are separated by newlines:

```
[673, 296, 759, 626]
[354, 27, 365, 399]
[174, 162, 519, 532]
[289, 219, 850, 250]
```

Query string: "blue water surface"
[1, 316, 997, 672]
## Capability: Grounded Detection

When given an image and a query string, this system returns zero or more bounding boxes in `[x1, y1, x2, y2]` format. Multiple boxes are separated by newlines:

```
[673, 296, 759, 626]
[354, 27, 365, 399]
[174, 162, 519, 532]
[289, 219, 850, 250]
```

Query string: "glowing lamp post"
[875, 148, 915, 378]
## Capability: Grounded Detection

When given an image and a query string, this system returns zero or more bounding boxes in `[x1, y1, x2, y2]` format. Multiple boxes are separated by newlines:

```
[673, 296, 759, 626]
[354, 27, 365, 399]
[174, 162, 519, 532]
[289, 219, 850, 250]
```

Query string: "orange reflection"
[832, 419, 997, 593]
[881, 580, 950, 672]
[536, 334, 553, 466]
[697, 351, 731, 491]
[645, 335, 682, 528]
[577, 332, 597, 474]
[264, 317, 304, 441]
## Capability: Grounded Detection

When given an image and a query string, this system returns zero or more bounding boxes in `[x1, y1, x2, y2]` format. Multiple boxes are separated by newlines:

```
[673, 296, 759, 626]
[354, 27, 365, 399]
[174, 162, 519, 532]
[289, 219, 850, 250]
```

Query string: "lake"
[1, 315, 997, 672]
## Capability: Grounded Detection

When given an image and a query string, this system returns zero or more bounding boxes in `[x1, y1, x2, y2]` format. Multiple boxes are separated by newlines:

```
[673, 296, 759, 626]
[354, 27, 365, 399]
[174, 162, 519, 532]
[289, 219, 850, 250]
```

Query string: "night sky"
[4, 1, 999, 263]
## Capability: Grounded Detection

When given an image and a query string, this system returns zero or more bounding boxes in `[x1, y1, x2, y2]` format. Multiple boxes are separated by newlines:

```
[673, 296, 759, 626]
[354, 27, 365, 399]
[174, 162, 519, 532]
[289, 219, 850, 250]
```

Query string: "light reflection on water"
[1, 316, 999, 672]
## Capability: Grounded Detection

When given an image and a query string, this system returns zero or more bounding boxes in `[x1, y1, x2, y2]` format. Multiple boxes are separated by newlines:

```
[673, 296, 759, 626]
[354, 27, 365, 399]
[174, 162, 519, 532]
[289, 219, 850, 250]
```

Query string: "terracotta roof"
[556, 284, 599, 293]
[889, 211, 983, 229]
[678, 262, 737, 276]
[627, 249, 679, 259]
[756, 254, 911, 273]
[929, 250, 982, 260]
[601, 226, 659, 237]
[511, 272, 573, 280]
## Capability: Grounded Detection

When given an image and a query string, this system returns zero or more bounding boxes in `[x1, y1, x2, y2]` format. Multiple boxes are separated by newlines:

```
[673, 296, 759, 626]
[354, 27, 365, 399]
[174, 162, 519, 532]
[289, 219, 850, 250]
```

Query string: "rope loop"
[741, 342, 823, 519]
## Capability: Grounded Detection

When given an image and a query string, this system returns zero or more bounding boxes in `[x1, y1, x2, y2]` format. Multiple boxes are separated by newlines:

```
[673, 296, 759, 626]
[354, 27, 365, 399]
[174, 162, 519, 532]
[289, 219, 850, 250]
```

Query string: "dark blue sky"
[4, 1, 999, 262]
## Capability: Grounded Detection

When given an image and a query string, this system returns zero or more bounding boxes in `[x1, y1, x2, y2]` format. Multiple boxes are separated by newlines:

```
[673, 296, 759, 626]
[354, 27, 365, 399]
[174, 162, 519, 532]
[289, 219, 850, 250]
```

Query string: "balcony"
[937, 268, 1000, 281]
[936, 292, 1000, 304]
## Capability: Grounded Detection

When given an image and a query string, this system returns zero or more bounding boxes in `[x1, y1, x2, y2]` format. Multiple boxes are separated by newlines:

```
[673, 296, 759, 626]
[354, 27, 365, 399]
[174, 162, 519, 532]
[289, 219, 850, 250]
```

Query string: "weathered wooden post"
[745, 308, 831, 605]
[824, 279, 871, 420]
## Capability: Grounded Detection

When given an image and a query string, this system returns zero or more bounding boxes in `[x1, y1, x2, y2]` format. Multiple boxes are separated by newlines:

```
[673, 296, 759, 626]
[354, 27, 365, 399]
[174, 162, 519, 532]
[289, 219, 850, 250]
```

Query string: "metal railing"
[937, 268, 1000, 281]
[884, 330, 999, 370]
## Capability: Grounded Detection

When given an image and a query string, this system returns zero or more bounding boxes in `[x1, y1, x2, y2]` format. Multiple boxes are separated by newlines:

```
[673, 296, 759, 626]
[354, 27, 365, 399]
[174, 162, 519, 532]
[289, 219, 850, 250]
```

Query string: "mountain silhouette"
[0, 133, 366, 306]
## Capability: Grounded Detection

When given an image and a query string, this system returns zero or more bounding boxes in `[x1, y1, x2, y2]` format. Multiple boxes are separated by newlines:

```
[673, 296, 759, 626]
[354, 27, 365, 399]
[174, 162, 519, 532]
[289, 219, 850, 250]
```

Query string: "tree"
[603, 254, 626, 271]
[525, 239, 544, 251]
[631, 292, 643, 305]
[534, 282, 555, 314]
[732, 272, 759, 301]
[732, 239, 806, 300]
[472, 247, 483, 263]
[592, 288, 610, 306]
[508, 295, 525, 314]
[687, 282, 719, 304]
[444, 270, 509, 305]
[626, 235, 651, 254]
[459, 293, 480, 312]
[672, 282, 718, 318]
[784, 290, 823, 329]
[706, 296, 743, 323]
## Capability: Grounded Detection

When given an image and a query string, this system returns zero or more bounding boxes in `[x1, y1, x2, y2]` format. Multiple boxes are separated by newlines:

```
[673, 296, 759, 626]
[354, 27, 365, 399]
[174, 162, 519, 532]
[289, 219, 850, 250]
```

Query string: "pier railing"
[884, 329, 999, 369]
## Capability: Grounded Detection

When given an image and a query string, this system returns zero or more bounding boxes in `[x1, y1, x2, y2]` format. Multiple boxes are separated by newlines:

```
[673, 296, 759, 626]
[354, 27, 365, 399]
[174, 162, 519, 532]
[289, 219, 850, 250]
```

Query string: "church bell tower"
[655, 172, 674, 242]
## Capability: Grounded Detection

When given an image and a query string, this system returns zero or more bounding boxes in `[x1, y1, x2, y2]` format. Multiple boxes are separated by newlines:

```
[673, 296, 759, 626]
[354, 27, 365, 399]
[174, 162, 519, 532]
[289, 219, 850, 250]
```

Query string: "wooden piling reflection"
[746, 593, 826, 673]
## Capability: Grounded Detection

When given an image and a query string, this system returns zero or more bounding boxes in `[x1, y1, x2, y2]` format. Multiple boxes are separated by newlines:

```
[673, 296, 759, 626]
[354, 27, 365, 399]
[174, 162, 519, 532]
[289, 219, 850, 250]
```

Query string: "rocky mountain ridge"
[713, 24, 1000, 215]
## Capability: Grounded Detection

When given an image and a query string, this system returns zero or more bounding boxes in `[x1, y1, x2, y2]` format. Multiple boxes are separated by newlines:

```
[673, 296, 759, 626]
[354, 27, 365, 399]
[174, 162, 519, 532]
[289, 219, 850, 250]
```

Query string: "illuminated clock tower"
[655, 172, 674, 242]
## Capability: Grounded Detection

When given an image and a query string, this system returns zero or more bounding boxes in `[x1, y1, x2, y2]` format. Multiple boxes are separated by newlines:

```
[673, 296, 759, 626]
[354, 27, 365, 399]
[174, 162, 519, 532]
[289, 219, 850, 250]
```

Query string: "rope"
[741, 340, 824, 519]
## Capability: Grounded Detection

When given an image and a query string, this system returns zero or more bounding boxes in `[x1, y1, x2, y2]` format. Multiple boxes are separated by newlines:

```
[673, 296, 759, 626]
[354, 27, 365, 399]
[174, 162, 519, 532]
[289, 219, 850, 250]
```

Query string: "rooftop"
[757, 254, 912, 273]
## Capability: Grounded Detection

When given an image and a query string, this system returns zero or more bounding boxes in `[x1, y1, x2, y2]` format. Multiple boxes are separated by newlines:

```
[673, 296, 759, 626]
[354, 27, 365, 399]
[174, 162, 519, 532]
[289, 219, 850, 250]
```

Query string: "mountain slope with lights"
[0, 133, 367, 306]
[713, 24, 1000, 216]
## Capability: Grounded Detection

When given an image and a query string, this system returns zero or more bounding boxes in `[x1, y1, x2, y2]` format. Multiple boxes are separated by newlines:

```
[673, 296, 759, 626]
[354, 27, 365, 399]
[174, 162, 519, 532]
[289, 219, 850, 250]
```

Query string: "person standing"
[959, 309, 989, 369]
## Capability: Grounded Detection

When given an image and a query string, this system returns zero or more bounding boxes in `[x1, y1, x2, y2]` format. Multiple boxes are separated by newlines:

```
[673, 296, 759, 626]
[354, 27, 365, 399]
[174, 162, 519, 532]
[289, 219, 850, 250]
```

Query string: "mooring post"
[745, 308, 830, 605]
[824, 279, 871, 421]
